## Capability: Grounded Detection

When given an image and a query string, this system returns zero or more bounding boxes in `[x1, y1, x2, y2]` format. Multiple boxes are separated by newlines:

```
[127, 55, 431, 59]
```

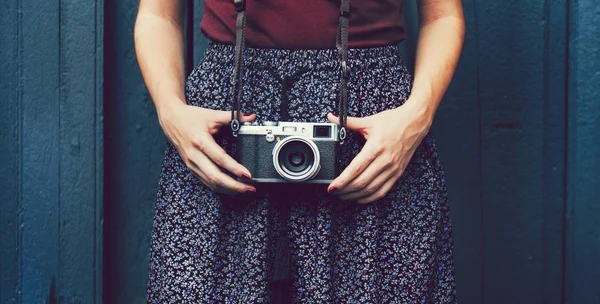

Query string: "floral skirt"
[147, 41, 457, 303]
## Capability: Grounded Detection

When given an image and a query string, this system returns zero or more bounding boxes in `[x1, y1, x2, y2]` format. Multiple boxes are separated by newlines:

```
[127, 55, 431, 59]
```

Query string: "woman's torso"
[200, 0, 406, 49]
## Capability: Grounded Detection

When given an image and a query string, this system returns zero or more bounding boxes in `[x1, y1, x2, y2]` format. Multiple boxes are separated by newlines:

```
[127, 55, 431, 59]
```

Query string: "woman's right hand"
[158, 102, 257, 195]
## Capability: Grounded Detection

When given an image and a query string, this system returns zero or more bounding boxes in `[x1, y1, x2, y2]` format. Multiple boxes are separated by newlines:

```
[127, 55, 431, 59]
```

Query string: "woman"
[135, 0, 464, 302]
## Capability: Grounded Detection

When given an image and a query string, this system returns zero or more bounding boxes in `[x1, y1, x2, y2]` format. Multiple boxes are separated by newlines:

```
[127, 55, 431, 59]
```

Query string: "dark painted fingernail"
[328, 187, 337, 193]
[246, 188, 256, 193]
[244, 112, 255, 116]
[242, 173, 251, 179]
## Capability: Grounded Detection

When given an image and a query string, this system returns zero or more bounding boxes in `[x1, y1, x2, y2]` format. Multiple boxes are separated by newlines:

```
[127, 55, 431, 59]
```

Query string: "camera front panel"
[236, 124, 339, 183]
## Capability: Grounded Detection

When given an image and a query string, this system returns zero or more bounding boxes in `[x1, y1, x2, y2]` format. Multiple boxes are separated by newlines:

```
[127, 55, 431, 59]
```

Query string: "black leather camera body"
[236, 121, 340, 183]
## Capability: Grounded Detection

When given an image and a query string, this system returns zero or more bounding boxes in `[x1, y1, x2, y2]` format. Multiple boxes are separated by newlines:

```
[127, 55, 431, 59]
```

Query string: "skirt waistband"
[201, 41, 405, 72]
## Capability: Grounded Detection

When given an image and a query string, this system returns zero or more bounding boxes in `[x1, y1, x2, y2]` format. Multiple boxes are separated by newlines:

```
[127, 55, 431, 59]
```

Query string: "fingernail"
[244, 112, 255, 116]
[246, 188, 256, 193]
[242, 173, 251, 179]
[328, 187, 337, 193]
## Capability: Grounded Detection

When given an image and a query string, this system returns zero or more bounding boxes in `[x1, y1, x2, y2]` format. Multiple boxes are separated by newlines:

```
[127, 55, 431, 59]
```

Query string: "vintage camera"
[236, 121, 340, 183]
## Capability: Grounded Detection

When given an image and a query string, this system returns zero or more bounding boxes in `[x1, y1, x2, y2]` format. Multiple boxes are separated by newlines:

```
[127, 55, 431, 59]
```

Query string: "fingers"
[238, 112, 257, 123]
[187, 149, 256, 194]
[338, 166, 394, 201]
[327, 112, 370, 133]
[327, 141, 379, 193]
[190, 133, 251, 178]
[334, 154, 389, 195]
[356, 177, 397, 204]
[205, 109, 256, 134]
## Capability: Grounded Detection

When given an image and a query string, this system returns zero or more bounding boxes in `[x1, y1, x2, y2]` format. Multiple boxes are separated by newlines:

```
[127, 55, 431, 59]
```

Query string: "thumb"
[211, 110, 256, 125]
[326, 112, 370, 131]
[238, 112, 257, 123]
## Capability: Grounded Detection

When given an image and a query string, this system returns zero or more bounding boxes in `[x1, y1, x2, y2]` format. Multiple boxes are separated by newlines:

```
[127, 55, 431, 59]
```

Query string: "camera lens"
[279, 140, 313, 173]
[272, 136, 321, 182]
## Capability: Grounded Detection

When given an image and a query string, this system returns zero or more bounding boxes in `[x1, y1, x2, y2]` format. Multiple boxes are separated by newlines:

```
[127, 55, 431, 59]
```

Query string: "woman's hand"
[158, 102, 257, 194]
[326, 101, 433, 204]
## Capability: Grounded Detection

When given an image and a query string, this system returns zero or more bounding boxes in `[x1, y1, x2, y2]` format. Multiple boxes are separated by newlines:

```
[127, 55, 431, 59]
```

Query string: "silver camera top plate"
[238, 121, 340, 141]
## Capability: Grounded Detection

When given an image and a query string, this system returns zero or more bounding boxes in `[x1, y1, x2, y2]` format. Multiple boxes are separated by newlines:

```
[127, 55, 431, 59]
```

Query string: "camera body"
[236, 121, 340, 183]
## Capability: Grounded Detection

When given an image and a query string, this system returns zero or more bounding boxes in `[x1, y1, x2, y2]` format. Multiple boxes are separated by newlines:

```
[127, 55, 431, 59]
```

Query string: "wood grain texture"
[0, 1, 103, 303]
[566, 0, 600, 303]
[0, 1, 21, 303]
[475, 0, 559, 302]
[58, 0, 103, 303]
[542, 0, 568, 303]
[19, 2, 61, 302]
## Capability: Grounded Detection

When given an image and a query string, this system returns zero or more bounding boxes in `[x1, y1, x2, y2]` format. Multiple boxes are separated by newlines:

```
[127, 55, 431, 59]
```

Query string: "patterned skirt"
[147, 41, 457, 303]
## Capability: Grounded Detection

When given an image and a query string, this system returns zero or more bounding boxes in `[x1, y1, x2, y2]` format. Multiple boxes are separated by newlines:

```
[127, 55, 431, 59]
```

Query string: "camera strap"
[229, 0, 350, 145]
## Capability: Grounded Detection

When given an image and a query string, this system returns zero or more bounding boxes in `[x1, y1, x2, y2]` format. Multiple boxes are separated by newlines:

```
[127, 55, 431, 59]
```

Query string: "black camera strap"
[228, 0, 350, 293]
[230, 0, 350, 145]
[230, 0, 248, 135]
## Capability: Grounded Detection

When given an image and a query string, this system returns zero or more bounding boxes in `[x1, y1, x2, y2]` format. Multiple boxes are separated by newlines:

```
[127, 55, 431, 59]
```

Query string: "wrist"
[400, 97, 436, 129]
[156, 98, 186, 128]
[156, 97, 186, 119]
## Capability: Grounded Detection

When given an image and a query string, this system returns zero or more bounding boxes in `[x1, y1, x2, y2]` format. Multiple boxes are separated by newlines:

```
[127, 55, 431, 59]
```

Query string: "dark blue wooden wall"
[566, 1, 600, 302]
[0, 0, 104, 303]
[1, 0, 599, 303]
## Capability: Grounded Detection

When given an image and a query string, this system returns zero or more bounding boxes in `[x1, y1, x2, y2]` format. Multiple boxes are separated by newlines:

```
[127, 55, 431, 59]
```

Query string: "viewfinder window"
[313, 126, 331, 138]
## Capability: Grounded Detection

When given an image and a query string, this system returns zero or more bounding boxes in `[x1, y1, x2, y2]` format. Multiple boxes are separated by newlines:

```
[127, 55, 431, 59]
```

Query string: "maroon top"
[200, 0, 406, 49]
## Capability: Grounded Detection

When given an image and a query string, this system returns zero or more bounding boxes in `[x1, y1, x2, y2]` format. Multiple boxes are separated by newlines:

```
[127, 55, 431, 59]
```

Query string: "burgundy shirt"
[200, 0, 406, 49]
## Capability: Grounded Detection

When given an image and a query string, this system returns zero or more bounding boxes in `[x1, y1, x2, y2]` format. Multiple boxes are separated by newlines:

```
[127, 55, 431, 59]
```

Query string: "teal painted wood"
[0, 1, 21, 303]
[0, 0, 103, 303]
[566, 0, 600, 303]
[57, 0, 104, 303]
[432, 0, 483, 302]
[542, 0, 569, 303]
[103, 0, 166, 302]
[19, 1, 62, 302]
[474, 0, 565, 302]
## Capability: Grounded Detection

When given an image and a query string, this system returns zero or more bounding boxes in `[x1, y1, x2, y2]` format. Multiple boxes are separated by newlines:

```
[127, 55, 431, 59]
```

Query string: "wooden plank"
[541, 0, 568, 303]
[58, 0, 103, 303]
[95, 1, 105, 302]
[431, 0, 483, 303]
[19, 1, 61, 303]
[103, 0, 165, 302]
[0, 1, 21, 303]
[475, 0, 549, 302]
[566, 0, 600, 303]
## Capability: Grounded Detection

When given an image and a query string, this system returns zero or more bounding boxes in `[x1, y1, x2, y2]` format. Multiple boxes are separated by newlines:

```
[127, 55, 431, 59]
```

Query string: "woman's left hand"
[327, 101, 433, 204]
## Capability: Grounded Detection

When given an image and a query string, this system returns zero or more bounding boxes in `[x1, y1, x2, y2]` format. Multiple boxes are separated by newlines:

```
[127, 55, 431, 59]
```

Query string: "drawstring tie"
[265, 65, 308, 285]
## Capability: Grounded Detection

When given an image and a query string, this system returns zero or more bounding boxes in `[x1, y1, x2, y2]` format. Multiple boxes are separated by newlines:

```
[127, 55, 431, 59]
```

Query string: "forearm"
[404, 8, 465, 123]
[134, 8, 186, 116]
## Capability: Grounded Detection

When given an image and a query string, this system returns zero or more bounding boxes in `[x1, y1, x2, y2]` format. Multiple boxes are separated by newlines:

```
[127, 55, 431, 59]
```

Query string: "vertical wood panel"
[0, 1, 21, 303]
[20, 2, 61, 302]
[0, 1, 103, 302]
[475, 0, 556, 302]
[432, 0, 483, 302]
[58, 0, 104, 303]
[566, 0, 600, 303]
[103, 0, 164, 302]
[542, 0, 568, 303]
